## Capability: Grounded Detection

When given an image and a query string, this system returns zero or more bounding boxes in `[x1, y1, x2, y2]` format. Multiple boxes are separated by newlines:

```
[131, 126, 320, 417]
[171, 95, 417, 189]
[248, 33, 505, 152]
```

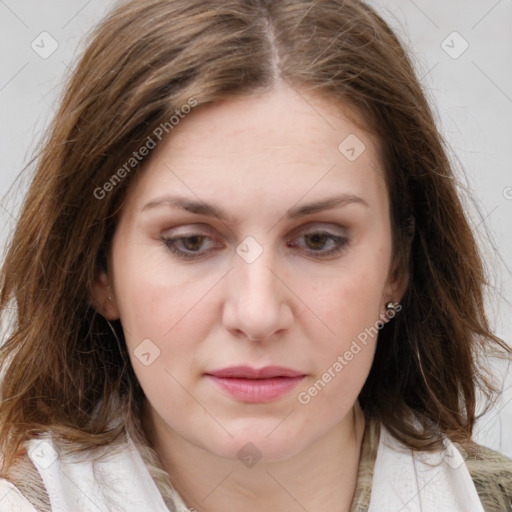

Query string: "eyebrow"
[141, 193, 368, 222]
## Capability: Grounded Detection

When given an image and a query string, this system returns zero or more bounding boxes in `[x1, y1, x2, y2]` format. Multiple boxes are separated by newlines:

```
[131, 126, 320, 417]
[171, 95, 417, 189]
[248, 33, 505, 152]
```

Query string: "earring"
[107, 284, 112, 301]
[385, 301, 400, 312]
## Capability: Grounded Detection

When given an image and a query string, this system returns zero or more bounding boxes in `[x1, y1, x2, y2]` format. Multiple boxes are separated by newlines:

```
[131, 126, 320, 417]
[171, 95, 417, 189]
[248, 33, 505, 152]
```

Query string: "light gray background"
[1, 1, 511, 455]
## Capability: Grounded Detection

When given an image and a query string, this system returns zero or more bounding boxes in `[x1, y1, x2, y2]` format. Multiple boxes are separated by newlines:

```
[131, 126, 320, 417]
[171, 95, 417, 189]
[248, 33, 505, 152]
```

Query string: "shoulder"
[2, 432, 171, 512]
[0, 478, 38, 512]
[465, 442, 512, 512]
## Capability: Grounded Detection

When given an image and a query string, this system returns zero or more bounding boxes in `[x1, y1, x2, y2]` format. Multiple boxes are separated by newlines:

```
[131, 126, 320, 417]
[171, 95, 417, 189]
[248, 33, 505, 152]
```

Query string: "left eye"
[288, 231, 348, 257]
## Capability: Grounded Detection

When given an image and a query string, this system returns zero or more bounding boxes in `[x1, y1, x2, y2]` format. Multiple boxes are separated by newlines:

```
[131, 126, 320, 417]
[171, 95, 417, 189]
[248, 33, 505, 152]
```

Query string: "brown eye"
[161, 233, 220, 260]
[181, 235, 206, 251]
[304, 233, 330, 250]
[287, 230, 349, 259]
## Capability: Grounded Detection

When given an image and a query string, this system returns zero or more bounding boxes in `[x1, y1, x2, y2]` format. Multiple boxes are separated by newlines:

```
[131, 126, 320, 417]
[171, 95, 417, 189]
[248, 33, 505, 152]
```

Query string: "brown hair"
[0, 0, 509, 473]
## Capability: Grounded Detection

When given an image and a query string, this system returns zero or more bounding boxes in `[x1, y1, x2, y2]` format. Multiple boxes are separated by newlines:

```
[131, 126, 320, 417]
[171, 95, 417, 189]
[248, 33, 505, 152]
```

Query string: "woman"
[1, 0, 511, 510]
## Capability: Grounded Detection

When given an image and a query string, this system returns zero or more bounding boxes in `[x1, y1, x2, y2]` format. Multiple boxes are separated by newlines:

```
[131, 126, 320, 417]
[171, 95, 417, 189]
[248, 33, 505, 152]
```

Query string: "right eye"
[161, 234, 221, 260]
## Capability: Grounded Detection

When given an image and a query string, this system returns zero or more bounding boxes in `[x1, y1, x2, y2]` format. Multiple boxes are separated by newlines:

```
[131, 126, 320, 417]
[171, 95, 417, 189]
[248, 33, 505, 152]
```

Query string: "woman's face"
[97, 85, 401, 461]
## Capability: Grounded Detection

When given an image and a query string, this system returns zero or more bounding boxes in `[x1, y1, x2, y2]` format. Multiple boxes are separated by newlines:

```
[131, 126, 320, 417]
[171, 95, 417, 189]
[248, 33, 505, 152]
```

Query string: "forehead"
[124, 84, 387, 218]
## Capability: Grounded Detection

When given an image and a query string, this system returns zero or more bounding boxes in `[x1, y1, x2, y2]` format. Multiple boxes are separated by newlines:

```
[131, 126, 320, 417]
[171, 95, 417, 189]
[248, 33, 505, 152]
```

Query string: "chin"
[200, 418, 314, 463]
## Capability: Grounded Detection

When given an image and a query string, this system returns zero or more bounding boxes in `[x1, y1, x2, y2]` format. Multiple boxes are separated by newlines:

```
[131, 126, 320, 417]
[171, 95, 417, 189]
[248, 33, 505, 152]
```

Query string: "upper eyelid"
[162, 220, 348, 236]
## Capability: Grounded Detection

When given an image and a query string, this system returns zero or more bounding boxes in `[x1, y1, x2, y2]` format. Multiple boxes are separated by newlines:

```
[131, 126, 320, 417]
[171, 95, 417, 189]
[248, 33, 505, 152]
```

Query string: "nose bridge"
[222, 240, 291, 340]
[234, 234, 278, 297]
[235, 243, 281, 309]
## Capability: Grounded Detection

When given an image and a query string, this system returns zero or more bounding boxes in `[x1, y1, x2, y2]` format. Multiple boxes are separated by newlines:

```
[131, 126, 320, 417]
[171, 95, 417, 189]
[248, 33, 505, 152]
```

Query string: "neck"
[143, 405, 366, 512]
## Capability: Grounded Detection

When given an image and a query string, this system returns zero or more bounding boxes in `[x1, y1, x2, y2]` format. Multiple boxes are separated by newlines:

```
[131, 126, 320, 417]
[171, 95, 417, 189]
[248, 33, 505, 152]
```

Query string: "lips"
[205, 366, 305, 403]
[207, 365, 304, 379]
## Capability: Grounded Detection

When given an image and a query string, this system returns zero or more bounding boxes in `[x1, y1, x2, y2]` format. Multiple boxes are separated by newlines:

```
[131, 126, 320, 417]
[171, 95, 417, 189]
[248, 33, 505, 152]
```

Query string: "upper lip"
[206, 365, 305, 379]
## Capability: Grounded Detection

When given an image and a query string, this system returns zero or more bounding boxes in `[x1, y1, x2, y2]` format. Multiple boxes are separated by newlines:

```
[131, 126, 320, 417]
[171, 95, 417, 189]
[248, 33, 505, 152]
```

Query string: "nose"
[222, 249, 293, 341]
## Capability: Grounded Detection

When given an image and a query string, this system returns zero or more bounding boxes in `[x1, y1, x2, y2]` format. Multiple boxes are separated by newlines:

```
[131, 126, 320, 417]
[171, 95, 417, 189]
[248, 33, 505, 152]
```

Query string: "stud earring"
[107, 284, 112, 301]
[385, 301, 400, 312]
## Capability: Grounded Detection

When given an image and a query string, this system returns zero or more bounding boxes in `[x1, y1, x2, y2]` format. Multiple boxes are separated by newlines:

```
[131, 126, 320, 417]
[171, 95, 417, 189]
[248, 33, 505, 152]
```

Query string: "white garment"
[0, 426, 484, 512]
[369, 427, 484, 512]
[0, 432, 189, 512]
[0, 481, 37, 512]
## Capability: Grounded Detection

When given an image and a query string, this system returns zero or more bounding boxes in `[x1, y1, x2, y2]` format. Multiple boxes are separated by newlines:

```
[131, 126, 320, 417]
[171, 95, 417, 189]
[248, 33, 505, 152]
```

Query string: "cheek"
[293, 244, 390, 398]
[294, 272, 382, 416]
[112, 248, 219, 418]
[302, 265, 388, 350]
[111, 234, 213, 347]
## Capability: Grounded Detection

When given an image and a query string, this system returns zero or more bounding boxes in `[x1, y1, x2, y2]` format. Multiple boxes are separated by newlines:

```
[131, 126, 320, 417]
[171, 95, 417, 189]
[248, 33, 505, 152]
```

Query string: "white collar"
[26, 431, 186, 512]
[369, 426, 484, 511]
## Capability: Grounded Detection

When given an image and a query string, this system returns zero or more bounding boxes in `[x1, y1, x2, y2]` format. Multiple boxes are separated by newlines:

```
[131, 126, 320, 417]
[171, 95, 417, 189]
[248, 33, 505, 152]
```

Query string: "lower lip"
[206, 375, 305, 403]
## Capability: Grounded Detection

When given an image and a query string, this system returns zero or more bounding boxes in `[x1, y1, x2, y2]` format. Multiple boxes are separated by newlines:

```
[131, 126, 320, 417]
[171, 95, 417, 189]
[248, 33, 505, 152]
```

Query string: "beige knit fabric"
[349, 419, 378, 512]
[4, 420, 512, 511]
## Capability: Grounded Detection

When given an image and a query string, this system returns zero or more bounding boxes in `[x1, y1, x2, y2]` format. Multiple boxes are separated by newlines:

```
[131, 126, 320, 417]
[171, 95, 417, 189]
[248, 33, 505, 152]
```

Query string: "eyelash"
[161, 230, 349, 261]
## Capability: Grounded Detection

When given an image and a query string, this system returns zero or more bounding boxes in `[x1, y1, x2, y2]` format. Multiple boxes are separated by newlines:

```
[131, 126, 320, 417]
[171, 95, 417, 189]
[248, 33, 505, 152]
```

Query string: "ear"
[384, 266, 409, 306]
[90, 270, 120, 320]
[384, 216, 415, 307]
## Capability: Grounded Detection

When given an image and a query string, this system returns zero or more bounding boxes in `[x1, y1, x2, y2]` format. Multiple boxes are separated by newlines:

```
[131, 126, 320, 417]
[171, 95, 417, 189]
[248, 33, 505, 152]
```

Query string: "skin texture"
[92, 83, 405, 512]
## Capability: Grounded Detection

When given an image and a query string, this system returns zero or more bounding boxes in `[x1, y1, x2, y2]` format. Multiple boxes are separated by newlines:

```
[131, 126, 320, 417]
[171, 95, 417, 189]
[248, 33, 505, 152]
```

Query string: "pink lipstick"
[206, 365, 305, 403]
